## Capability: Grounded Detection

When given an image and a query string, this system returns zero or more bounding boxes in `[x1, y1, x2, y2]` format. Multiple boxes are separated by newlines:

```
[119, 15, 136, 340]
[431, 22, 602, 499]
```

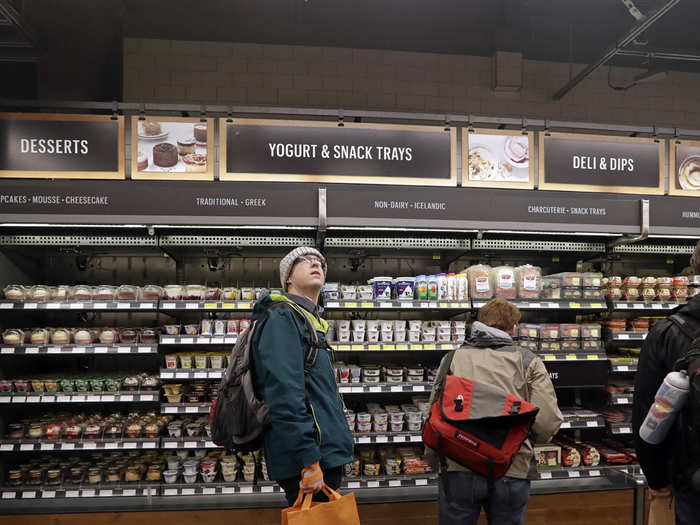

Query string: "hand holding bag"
[282, 484, 360, 525]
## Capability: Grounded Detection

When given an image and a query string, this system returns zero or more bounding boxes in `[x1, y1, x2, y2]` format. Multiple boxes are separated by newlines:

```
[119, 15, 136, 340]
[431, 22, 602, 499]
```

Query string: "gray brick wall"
[124, 38, 700, 128]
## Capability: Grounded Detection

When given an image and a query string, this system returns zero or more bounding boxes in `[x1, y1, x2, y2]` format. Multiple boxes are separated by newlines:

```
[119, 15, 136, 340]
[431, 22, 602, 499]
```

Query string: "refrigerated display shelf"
[343, 475, 437, 489]
[161, 438, 219, 449]
[612, 301, 685, 311]
[473, 300, 606, 310]
[539, 354, 607, 362]
[0, 301, 157, 311]
[159, 301, 254, 312]
[161, 403, 211, 415]
[338, 382, 432, 394]
[0, 438, 160, 452]
[0, 392, 158, 403]
[333, 342, 457, 352]
[0, 485, 159, 500]
[610, 361, 638, 373]
[325, 300, 471, 311]
[536, 466, 612, 481]
[160, 336, 237, 345]
[353, 432, 424, 445]
[160, 369, 224, 380]
[559, 416, 606, 430]
[0, 345, 158, 355]
[607, 422, 633, 435]
[610, 393, 634, 406]
[607, 332, 647, 342]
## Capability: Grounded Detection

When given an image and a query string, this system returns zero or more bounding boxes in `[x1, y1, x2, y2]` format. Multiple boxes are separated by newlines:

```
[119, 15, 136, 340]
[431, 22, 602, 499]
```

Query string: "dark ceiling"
[3, 0, 700, 101]
[119, 0, 700, 70]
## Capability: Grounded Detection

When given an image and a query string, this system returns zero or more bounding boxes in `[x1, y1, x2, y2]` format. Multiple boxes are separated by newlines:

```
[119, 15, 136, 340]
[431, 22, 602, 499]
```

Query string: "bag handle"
[297, 484, 343, 511]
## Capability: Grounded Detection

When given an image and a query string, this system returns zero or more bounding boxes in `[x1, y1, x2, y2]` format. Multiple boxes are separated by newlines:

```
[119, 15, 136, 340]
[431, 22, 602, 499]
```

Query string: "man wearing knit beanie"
[250, 247, 353, 507]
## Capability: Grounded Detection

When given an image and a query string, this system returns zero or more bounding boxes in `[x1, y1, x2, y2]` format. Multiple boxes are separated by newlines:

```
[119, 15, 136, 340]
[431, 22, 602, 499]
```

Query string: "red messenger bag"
[422, 350, 539, 484]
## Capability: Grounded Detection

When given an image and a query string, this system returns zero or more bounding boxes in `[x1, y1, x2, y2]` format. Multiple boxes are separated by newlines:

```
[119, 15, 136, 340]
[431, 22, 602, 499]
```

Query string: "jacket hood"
[252, 291, 328, 332]
[679, 294, 700, 318]
[468, 321, 514, 347]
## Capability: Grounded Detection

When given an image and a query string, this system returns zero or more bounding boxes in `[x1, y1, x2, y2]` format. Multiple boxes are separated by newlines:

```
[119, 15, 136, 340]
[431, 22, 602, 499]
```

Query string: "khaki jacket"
[425, 321, 563, 479]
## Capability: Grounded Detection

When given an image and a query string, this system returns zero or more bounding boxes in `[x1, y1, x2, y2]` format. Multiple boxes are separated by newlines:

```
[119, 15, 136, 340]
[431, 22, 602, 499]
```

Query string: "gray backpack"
[210, 301, 320, 451]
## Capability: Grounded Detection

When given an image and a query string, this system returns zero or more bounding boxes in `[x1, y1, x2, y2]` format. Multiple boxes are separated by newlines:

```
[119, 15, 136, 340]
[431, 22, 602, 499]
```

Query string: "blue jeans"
[438, 471, 530, 525]
[673, 486, 700, 525]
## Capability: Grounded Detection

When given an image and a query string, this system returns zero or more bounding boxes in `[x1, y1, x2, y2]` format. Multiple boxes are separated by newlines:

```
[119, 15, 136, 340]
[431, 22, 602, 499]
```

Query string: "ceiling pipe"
[617, 49, 700, 62]
[552, 0, 681, 101]
[0, 0, 38, 48]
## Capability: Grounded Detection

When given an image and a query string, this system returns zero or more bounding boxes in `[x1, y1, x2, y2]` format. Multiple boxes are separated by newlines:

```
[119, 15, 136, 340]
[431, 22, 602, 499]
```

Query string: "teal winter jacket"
[251, 292, 354, 481]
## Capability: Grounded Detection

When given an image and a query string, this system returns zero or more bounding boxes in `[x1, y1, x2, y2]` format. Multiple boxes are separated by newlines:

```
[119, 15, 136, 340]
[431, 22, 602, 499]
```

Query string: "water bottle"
[640, 370, 690, 445]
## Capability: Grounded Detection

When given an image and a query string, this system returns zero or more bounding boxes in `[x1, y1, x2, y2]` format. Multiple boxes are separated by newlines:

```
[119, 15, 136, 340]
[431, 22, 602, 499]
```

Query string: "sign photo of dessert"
[130, 117, 214, 180]
[671, 141, 700, 196]
[463, 129, 534, 189]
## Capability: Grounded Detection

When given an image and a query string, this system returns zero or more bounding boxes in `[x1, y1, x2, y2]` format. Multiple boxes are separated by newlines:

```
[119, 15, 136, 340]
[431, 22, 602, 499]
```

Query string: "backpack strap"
[668, 312, 700, 342]
[435, 350, 457, 396]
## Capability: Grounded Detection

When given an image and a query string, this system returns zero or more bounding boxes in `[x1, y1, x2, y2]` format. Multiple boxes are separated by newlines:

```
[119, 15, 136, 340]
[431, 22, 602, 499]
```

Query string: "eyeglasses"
[295, 255, 324, 268]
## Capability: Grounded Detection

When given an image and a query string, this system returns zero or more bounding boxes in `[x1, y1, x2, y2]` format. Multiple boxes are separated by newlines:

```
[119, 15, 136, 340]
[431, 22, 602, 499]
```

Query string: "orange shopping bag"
[282, 484, 360, 525]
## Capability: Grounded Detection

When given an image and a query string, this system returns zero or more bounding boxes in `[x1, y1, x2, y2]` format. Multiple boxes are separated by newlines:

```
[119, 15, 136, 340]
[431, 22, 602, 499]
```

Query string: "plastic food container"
[185, 285, 205, 300]
[468, 265, 493, 299]
[582, 273, 603, 288]
[99, 328, 119, 344]
[518, 324, 540, 340]
[540, 325, 560, 340]
[370, 277, 393, 301]
[560, 324, 580, 339]
[515, 265, 541, 299]
[490, 266, 516, 299]
[73, 329, 94, 345]
[561, 287, 582, 299]
[352, 331, 365, 342]
[415, 275, 428, 300]
[542, 278, 561, 300]
[164, 285, 183, 300]
[28, 285, 51, 301]
[582, 288, 604, 299]
[3, 285, 25, 301]
[341, 285, 356, 300]
[94, 285, 116, 300]
[119, 328, 138, 344]
[183, 324, 199, 336]
[581, 324, 601, 339]
[547, 272, 583, 287]
[394, 277, 415, 301]
[29, 328, 49, 345]
[52, 285, 70, 300]
[115, 285, 138, 301]
[140, 328, 158, 344]
[163, 324, 180, 336]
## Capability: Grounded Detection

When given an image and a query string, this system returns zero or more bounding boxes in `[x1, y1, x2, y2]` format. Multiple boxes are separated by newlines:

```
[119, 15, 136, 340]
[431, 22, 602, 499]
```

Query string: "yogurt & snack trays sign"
[220, 118, 456, 185]
[539, 132, 663, 194]
[0, 113, 125, 179]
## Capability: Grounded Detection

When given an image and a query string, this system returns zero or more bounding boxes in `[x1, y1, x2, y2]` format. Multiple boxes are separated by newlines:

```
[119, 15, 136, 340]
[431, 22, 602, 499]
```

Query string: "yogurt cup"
[163, 470, 179, 484]
[390, 421, 404, 432]
[352, 331, 365, 342]
[357, 422, 371, 433]
[406, 420, 422, 432]
[373, 422, 388, 433]
[373, 412, 388, 424]
[337, 331, 350, 343]
[358, 291, 374, 301]
[438, 333, 451, 342]
[422, 333, 436, 343]
[422, 326, 437, 336]
[390, 412, 405, 424]
[210, 355, 224, 369]
[351, 320, 366, 331]
[167, 457, 180, 470]
[408, 330, 421, 342]
[195, 355, 208, 369]
[380, 320, 393, 332]
[381, 330, 394, 342]
[367, 331, 380, 342]
[394, 331, 407, 343]
[394, 277, 416, 301]
[165, 355, 178, 369]
[408, 320, 422, 331]
[338, 366, 350, 383]
[357, 412, 372, 423]
[179, 354, 193, 368]
[350, 367, 361, 383]
[393, 320, 407, 331]
[437, 327, 451, 335]
[337, 320, 351, 331]
[341, 287, 357, 300]
[183, 473, 198, 484]
[366, 320, 380, 332]
[371, 277, 393, 301]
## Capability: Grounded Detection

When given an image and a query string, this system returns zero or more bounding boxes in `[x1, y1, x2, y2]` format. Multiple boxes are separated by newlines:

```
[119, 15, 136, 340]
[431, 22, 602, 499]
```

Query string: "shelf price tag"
[347, 482, 360, 489]
[368, 481, 380, 488]
[122, 489, 136, 497]
[1, 492, 15, 500]
[182, 488, 195, 496]
[539, 472, 553, 480]
[203, 488, 216, 495]
[415, 479, 428, 486]
[260, 486, 274, 493]
[94, 303, 107, 309]
[389, 480, 401, 487]
[410, 435, 422, 442]
[376, 436, 388, 443]
[560, 422, 571, 429]
[589, 470, 601, 477]
[24, 303, 37, 309]
[568, 471, 581, 478]
[391, 386, 402, 392]
[358, 437, 371, 444]
[617, 366, 630, 372]
[42, 491, 56, 499]
[586, 421, 599, 427]
[617, 398, 630, 405]
[25, 347, 39, 355]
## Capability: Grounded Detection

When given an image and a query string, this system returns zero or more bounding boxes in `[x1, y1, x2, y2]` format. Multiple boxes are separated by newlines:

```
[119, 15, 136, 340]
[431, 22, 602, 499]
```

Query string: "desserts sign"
[539, 132, 664, 194]
[131, 117, 214, 181]
[0, 113, 125, 179]
[220, 119, 457, 185]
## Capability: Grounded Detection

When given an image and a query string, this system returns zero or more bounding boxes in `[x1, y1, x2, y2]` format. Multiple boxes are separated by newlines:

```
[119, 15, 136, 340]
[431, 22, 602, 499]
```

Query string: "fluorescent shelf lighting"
[484, 230, 623, 237]
[0, 223, 147, 228]
[152, 225, 316, 230]
[326, 226, 479, 233]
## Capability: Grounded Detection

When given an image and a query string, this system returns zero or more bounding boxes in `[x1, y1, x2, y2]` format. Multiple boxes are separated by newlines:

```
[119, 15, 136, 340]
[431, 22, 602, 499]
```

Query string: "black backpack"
[210, 301, 321, 452]
[667, 312, 700, 489]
